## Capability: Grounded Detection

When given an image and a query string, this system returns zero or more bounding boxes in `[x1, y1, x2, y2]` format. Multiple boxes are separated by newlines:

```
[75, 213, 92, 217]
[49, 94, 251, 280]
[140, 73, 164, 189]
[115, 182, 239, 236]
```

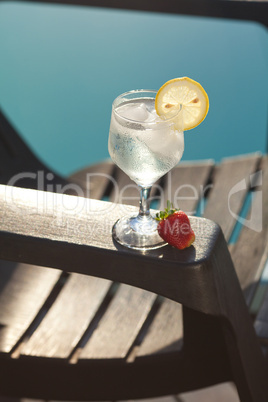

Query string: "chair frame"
[0, 1, 267, 401]
[0, 186, 268, 401]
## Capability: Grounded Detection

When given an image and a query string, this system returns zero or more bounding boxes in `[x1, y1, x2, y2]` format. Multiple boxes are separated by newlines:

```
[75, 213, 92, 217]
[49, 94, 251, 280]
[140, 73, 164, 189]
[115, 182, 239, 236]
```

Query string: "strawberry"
[156, 201, 195, 250]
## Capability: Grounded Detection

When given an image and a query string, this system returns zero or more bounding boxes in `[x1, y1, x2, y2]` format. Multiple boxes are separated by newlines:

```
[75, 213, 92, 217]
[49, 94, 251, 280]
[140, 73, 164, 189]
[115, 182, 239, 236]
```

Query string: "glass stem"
[138, 186, 152, 219]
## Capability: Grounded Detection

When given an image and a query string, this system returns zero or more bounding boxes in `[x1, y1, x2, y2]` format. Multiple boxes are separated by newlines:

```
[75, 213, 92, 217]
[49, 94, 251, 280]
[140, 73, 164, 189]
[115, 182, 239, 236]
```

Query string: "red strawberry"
[156, 201, 195, 250]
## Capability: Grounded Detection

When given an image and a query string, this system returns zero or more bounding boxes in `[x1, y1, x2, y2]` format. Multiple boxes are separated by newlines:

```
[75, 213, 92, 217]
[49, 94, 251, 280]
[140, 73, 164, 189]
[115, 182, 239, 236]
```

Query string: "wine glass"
[108, 89, 184, 250]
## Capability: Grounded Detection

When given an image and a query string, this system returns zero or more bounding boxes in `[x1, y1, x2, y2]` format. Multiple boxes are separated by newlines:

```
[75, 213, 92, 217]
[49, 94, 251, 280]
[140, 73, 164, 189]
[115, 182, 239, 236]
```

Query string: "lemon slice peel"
[155, 77, 209, 131]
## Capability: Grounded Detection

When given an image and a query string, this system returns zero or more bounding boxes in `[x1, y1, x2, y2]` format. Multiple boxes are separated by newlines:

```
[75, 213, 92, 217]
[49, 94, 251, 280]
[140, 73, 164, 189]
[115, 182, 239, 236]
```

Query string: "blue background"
[0, 2, 267, 176]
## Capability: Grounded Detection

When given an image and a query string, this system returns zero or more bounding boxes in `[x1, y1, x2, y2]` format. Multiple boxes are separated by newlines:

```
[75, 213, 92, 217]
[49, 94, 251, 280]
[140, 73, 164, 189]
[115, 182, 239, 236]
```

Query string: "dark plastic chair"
[0, 107, 268, 401]
[0, 1, 268, 401]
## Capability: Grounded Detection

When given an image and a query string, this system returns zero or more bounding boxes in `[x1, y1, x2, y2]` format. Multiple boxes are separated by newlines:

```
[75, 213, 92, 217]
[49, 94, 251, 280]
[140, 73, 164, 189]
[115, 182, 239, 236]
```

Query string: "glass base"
[112, 214, 166, 250]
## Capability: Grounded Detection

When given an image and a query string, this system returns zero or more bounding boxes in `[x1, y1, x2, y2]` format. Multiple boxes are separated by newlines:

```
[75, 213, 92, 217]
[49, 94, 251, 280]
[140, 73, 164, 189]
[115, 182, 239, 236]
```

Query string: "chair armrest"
[0, 184, 222, 314]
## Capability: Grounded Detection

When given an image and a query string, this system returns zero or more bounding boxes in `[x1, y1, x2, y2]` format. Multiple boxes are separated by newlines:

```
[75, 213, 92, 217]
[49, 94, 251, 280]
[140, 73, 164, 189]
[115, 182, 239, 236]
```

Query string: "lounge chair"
[0, 1, 267, 401]
[0, 106, 268, 401]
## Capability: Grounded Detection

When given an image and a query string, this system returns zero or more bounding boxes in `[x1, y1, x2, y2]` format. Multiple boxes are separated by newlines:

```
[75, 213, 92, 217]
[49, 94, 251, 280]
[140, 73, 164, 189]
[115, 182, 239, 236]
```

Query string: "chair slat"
[203, 153, 261, 241]
[0, 260, 61, 353]
[69, 160, 115, 200]
[231, 156, 268, 305]
[79, 284, 156, 359]
[161, 160, 214, 214]
[137, 299, 183, 357]
[20, 274, 112, 358]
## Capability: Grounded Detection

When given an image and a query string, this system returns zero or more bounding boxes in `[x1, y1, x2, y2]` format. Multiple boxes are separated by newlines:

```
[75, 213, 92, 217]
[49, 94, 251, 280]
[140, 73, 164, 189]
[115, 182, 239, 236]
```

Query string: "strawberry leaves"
[155, 200, 178, 221]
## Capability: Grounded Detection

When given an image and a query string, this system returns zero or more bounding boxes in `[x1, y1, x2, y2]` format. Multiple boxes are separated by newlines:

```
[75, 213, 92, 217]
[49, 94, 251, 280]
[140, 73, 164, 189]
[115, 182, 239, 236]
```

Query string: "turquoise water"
[0, 2, 267, 176]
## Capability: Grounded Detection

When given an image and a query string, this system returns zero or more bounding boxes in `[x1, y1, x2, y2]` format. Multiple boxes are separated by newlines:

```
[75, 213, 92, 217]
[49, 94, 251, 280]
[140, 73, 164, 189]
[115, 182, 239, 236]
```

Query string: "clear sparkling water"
[108, 99, 184, 187]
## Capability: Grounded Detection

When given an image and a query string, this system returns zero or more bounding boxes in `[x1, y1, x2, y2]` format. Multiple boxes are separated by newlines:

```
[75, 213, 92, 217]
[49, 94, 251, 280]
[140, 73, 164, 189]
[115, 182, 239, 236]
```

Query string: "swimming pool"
[0, 2, 267, 176]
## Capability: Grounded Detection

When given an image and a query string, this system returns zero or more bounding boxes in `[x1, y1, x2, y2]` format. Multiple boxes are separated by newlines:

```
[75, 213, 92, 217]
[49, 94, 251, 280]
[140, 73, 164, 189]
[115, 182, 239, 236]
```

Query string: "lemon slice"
[155, 77, 209, 130]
